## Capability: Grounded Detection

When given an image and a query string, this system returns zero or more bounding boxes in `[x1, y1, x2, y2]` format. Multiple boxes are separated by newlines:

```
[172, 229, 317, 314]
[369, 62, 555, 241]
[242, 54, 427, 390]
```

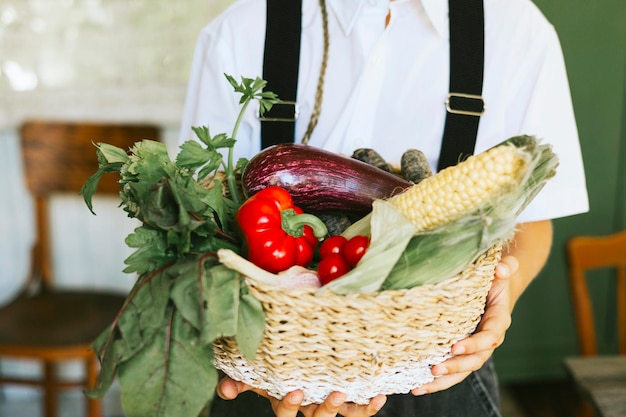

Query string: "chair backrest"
[19, 120, 161, 289]
[566, 230, 626, 356]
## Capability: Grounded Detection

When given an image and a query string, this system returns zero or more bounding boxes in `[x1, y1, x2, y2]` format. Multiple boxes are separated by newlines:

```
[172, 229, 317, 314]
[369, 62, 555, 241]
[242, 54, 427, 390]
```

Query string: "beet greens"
[80, 75, 277, 417]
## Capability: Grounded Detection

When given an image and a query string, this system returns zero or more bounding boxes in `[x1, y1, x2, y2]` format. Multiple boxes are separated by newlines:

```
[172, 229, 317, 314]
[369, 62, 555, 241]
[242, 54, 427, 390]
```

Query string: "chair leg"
[86, 355, 102, 417]
[43, 361, 58, 417]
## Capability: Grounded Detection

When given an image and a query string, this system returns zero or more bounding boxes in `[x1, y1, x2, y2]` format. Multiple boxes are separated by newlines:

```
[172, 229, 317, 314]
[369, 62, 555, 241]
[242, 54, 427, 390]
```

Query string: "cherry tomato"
[319, 235, 348, 259]
[317, 253, 351, 285]
[343, 235, 371, 267]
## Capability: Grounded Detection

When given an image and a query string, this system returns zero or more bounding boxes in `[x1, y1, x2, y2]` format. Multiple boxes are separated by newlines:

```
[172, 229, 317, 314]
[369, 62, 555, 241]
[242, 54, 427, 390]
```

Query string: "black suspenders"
[261, 0, 485, 171]
[260, 0, 302, 148]
[438, 0, 485, 171]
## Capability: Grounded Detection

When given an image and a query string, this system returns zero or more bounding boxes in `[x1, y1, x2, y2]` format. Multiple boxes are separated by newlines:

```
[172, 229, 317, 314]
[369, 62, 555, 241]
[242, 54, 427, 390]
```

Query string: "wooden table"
[563, 355, 626, 417]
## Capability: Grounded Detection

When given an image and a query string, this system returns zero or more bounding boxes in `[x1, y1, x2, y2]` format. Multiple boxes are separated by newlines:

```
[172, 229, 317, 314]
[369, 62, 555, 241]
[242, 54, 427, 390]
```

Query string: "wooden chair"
[566, 230, 626, 417]
[566, 230, 626, 356]
[0, 120, 161, 417]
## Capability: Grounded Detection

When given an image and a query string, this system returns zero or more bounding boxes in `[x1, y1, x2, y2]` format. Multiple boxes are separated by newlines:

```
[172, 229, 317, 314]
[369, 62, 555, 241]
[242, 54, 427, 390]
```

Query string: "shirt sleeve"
[511, 21, 589, 223]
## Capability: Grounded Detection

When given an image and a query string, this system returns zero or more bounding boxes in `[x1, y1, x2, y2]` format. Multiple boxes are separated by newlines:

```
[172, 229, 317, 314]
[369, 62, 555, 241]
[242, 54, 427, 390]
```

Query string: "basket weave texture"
[213, 245, 502, 405]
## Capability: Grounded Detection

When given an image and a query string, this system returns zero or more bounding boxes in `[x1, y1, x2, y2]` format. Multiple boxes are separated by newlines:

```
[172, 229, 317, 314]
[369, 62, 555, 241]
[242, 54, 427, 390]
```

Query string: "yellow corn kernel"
[388, 143, 529, 232]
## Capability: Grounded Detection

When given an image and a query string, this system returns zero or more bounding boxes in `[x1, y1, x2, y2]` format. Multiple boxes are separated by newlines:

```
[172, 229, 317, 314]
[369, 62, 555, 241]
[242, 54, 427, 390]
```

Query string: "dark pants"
[208, 358, 501, 417]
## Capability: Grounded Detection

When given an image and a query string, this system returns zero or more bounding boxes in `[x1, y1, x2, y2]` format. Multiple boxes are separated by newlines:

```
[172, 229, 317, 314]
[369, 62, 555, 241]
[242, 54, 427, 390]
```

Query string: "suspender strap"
[260, 0, 302, 149]
[261, 0, 485, 167]
[437, 0, 485, 171]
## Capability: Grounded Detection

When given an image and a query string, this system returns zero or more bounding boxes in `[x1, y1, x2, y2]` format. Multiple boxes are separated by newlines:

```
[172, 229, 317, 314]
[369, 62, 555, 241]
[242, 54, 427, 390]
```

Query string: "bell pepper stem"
[281, 209, 328, 239]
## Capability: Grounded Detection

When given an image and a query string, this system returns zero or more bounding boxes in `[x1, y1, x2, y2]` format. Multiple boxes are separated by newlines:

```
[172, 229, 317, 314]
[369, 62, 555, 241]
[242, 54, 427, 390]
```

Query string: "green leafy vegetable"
[117, 308, 218, 417]
[81, 75, 279, 275]
[87, 263, 176, 399]
[200, 264, 241, 345]
[123, 227, 172, 275]
[236, 288, 265, 360]
[81, 75, 277, 417]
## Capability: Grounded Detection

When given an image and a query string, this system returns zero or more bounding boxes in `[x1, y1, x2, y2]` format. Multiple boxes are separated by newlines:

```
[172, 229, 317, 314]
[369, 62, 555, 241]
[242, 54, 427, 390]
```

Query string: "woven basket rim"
[244, 243, 502, 297]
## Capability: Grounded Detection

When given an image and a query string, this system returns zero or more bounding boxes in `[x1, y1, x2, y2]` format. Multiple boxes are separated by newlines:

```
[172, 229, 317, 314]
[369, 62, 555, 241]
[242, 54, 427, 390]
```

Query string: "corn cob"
[331, 135, 557, 292]
[388, 136, 538, 232]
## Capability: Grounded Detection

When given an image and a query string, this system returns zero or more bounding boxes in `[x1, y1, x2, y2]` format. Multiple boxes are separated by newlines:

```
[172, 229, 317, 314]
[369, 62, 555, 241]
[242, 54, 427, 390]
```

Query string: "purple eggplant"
[242, 144, 411, 212]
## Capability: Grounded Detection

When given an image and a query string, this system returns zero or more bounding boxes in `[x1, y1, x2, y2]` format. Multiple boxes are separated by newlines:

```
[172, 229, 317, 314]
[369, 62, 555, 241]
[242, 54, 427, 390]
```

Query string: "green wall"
[493, 0, 626, 382]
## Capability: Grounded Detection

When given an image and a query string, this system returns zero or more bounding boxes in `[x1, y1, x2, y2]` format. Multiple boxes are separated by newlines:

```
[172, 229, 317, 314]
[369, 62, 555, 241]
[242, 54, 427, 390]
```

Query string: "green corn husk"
[322, 135, 559, 293]
[381, 210, 514, 289]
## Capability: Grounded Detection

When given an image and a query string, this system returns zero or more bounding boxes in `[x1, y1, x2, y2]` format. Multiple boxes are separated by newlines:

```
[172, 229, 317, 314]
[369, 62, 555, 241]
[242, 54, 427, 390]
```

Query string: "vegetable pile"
[81, 74, 559, 417]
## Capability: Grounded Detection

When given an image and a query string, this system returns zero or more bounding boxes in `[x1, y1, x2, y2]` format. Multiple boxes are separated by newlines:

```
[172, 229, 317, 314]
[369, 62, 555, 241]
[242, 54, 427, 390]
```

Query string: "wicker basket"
[213, 245, 501, 405]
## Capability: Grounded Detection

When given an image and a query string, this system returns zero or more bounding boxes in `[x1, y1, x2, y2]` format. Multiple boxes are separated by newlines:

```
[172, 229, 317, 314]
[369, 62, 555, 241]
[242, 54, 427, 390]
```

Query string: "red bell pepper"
[235, 186, 328, 273]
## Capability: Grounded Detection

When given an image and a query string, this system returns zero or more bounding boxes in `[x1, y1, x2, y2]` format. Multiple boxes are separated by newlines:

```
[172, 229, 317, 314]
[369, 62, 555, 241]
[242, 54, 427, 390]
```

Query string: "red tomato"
[343, 235, 371, 267]
[317, 254, 351, 285]
[319, 235, 348, 259]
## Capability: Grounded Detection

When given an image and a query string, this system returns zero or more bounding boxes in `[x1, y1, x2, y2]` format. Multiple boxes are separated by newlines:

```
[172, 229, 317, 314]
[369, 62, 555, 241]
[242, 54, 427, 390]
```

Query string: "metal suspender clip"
[258, 100, 300, 122]
[445, 93, 486, 117]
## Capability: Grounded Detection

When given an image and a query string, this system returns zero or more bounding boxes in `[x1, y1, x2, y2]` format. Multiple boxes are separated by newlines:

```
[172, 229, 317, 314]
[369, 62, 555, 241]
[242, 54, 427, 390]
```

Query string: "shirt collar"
[326, 0, 367, 34]
[420, 0, 449, 38]
[326, 0, 449, 37]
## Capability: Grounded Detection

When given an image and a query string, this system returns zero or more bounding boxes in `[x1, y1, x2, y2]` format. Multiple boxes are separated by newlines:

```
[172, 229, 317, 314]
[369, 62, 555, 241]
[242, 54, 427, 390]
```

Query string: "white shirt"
[179, 0, 589, 223]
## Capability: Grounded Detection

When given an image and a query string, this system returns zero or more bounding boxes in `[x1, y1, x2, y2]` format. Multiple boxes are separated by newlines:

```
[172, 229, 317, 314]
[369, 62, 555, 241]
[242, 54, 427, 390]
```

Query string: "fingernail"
[289, 391, 304, 405]
[496, 262, 509, 278]
[433, 365, 448, 376]
[452, 345, 466, 355]
[331, 393, 346, 406]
